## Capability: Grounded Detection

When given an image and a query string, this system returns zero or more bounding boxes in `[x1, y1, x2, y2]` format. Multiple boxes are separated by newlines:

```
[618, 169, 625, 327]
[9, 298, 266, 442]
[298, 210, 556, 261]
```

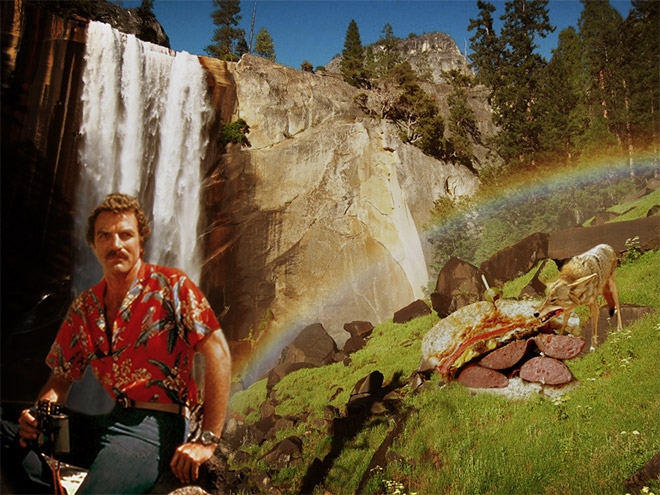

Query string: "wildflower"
[632, 430, 640, 435]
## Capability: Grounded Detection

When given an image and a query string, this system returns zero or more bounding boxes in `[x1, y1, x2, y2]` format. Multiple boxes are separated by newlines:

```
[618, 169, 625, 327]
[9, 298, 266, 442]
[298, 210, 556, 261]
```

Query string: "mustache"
[105, 249, 127, 260]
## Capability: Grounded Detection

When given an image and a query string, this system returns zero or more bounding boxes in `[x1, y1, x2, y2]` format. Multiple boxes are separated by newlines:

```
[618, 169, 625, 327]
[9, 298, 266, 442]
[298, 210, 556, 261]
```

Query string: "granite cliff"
[206, 56, 480, 380]
[1, 2, 486, 391]
[326, 31, 472, 84]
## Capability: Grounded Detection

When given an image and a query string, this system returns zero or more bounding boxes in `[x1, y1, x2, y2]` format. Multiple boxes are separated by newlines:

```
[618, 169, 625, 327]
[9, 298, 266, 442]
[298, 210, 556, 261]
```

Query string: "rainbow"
[235, 154, 659, 388]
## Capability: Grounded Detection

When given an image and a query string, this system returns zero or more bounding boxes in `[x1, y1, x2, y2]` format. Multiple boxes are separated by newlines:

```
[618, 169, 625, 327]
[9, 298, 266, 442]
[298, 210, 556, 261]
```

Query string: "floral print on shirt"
[46, 263, 221, 408]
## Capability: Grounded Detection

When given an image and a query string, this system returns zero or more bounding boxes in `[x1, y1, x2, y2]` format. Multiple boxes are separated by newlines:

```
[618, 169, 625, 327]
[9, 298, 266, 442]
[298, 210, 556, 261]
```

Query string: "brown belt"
[115, 396, 190, 419]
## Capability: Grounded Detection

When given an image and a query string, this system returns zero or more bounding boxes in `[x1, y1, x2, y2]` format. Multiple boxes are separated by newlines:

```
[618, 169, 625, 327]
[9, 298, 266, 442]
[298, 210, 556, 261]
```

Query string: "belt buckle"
[117, 395, 133, 408]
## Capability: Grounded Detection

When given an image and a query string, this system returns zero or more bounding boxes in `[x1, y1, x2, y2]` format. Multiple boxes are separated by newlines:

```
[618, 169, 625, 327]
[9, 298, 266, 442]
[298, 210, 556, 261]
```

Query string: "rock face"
[326, 32, 472, 84]
[36, 0, 170, 47]
[204, 56, 480, 378]
[1, 2, 89, 399]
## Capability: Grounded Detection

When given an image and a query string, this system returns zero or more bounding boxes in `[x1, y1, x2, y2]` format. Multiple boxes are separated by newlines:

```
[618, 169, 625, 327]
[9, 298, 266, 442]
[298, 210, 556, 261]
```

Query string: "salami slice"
[534, 334, 585, 360]
[457, 365, 509, 388]
[519, 357, 573, 385]
[479, 340, 530, 370]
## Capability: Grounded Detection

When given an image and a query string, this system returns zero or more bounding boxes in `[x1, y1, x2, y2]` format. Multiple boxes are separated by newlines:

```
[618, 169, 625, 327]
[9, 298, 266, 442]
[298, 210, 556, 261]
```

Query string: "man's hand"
[18, 409, 40, 448]
[170, 441, 216, 484]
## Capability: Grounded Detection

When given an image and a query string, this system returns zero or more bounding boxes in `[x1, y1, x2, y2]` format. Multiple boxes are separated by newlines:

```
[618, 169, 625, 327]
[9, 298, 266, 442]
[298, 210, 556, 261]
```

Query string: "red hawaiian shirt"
[46, 263, 220, 408]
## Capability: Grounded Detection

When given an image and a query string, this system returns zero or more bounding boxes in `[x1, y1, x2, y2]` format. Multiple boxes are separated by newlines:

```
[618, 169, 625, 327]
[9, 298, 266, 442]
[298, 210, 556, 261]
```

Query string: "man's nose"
[109, 234, 122, 247]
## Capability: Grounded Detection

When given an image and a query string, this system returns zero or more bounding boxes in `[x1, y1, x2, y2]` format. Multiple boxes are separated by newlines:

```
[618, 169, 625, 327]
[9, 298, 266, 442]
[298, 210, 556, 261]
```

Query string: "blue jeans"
[1, 405, 187, 494]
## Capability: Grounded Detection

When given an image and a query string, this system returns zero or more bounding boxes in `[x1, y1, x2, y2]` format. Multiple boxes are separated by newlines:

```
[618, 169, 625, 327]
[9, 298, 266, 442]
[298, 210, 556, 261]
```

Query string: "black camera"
[34, 400, 70, 456]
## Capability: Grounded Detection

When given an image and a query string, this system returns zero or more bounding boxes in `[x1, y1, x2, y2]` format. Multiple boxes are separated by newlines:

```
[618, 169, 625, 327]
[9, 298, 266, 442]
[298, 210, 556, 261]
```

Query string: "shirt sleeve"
[45, 296, 90, 382]
[172, 275, 222, 349]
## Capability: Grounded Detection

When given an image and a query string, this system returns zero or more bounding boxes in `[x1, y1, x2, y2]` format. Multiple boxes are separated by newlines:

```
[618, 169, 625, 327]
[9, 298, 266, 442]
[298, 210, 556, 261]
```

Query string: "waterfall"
[75, 21, 213, 292]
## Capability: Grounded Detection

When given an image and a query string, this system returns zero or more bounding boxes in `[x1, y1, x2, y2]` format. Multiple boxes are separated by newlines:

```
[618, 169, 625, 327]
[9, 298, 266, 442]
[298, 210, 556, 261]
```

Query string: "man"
[3, 193, 231, 493]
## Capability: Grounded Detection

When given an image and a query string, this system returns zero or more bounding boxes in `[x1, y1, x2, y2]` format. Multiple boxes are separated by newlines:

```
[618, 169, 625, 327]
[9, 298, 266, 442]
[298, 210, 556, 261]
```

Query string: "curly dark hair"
[85, 193, 151, 246]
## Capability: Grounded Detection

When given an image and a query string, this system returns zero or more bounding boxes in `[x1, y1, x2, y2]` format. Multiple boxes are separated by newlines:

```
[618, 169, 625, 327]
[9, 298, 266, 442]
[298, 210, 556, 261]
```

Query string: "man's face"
[91, 211, 143, 278]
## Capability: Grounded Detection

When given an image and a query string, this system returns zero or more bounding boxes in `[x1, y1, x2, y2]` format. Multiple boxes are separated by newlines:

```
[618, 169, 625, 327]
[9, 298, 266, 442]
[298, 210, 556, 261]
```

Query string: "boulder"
[647, 205, 660, 217]
[252, 415, 281, 444]
[622, 187, 654, 203]
[519, 260, 548, 298]
[278, 323, 339, 367]
[343, 334, 367, 354]
[393, 299, 431, 324]
[431, 257, 486, 317]
[623, 451, 660, 494]
[347, 371, 384, 414]
[480, 232, 549, 286]
[260, 436, 303, 470]
[266, 362, 315, 391]
[221, 417, 255, 451]
[589, 211, 620, 226]
[548, 217, 660, 261]
[343, 321, 374, 338]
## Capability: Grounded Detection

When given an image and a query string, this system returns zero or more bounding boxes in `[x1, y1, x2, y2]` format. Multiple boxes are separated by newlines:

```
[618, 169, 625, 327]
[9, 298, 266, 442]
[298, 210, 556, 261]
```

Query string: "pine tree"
[623, 0, 659, 153]
[537, 27, 589, 163]
[236, 37, 249, 58]
[468, 0, 503, 91]
[138, 0, 154, 14]
[375, 23, 401, 77]
[389, 62, 445, 158]
[253, 27, 276, 61]
[205, 0, 245, 61]
[578, 0, 627, 148]
[445, 70, 480, 167]
[495, 0, 554, 165]
[341, 20, 368, 87]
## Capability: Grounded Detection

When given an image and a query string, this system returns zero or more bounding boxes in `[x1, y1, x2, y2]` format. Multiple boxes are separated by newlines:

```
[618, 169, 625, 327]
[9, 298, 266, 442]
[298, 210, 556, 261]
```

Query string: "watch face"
[201, 430, 219, 445]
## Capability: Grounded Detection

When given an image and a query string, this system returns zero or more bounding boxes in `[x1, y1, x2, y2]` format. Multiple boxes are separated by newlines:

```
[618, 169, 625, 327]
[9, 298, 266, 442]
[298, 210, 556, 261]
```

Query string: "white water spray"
[75, 21, 213, 291]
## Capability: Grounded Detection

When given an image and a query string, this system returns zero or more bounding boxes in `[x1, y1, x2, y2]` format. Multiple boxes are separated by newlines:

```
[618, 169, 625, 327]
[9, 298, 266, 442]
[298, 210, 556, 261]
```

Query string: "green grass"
[390, 309, 659, 495]
[226, 208, 660, 494]
[583, 187, 660, 226]
[609, 188, 660, 222]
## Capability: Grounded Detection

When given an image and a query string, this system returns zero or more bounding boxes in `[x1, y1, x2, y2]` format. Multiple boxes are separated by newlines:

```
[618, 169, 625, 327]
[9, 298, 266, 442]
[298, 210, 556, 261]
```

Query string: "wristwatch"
[199, 430, 221, 446]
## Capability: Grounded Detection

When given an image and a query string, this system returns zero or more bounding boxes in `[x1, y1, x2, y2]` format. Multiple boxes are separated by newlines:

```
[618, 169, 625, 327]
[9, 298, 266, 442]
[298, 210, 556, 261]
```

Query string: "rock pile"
[457, 333, 584, 389]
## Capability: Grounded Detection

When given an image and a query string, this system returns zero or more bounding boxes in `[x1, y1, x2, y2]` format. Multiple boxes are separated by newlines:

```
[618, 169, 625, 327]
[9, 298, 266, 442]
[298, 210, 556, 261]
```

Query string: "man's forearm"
[36, 373, 73, 405]
[170, 330, 231, 483]
[18, 373, 73, 447]
[198, 330, 232, 436]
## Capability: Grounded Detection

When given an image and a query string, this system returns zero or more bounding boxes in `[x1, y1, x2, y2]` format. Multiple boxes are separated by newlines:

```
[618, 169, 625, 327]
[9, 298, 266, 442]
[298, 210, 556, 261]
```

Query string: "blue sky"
[125, 0, 632, 70]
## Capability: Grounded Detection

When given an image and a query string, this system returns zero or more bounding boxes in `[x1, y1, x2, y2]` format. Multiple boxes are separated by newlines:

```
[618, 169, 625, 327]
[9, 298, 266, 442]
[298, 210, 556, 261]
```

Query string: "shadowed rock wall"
[1, 1, 89, 400]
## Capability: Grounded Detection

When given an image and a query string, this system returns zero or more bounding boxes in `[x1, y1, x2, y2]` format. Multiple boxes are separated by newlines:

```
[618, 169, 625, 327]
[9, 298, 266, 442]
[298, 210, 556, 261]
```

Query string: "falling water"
[75, 21, 213, 292]
[69, 21, 213, 413]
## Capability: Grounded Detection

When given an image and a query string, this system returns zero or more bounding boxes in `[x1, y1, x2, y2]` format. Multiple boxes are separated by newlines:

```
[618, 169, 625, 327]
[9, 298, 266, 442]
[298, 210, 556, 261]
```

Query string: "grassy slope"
[228, 204, 660, 494]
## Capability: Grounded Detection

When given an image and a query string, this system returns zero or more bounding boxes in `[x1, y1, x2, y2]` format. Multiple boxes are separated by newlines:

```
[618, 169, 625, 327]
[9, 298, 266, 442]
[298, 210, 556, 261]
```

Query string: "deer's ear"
[568, 273, 597, 288]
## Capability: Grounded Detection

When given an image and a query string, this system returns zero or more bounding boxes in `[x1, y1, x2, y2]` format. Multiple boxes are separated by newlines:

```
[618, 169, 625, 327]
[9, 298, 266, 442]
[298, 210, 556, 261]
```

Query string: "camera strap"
[45, 456, 66, 495]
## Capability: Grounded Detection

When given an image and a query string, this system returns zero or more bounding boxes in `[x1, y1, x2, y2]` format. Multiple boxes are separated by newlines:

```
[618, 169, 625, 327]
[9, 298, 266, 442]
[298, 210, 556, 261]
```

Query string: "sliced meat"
[457, 365, 509, 388]
[479, 340, 530, 370]
[519, 357, 573, 385]
[534, 334, 585, 360]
